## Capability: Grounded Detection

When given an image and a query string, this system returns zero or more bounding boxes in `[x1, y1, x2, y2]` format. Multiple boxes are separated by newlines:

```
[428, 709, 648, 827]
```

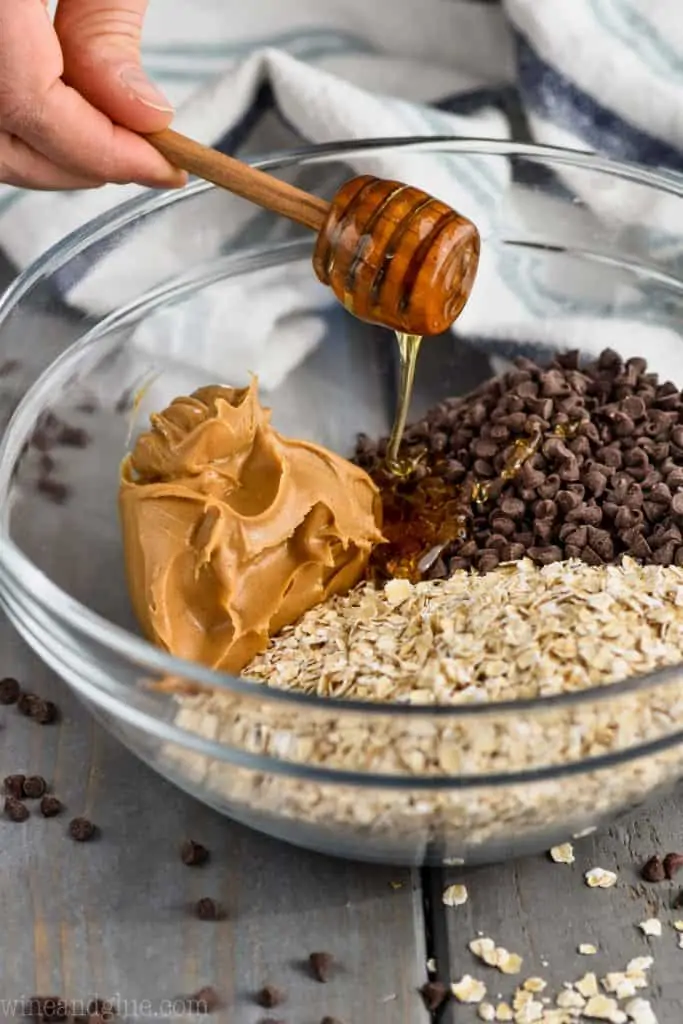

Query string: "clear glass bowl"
[1, 139, 683, 866]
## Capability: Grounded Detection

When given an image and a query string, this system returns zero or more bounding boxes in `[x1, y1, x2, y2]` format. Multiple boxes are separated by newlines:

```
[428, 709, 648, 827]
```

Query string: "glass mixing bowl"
[1, 139, 683, 867]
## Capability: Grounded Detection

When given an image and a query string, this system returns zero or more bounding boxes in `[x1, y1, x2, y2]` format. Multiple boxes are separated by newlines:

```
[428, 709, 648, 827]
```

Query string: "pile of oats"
[165, 558, 683, 861]
[245, 558, 683, 703]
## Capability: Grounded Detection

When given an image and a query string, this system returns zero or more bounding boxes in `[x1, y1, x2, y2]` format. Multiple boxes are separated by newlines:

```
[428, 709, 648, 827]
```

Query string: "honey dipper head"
[312, 174, 480, 336]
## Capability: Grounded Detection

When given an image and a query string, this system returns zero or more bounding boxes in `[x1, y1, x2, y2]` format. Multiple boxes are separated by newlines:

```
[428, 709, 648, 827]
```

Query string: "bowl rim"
[2, 135, 683, 732]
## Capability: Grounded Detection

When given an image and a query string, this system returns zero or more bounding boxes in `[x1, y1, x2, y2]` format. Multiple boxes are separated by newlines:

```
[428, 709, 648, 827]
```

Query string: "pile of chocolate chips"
[355, 349, 683, 576]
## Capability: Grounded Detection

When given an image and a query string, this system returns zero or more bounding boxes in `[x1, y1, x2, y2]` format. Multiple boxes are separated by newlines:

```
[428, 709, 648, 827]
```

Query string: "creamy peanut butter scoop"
[119, 381, 383, 674]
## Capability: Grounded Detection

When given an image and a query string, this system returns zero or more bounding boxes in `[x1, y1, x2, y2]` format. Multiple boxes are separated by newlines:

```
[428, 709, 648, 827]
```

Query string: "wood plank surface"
[440, 784, 683, 1024]
[0, 625, 429, 1023]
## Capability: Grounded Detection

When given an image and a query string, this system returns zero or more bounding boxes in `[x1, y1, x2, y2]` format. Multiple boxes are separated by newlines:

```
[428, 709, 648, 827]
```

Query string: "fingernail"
[119, 65, 174, 112]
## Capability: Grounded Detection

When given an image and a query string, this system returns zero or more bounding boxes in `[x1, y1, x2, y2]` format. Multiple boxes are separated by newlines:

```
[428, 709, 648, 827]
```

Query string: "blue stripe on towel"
[515, 31, 683, 173]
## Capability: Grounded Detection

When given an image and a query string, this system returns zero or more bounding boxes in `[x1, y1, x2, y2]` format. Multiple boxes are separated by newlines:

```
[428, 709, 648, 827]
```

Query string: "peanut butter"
[119, 380, 383, 673]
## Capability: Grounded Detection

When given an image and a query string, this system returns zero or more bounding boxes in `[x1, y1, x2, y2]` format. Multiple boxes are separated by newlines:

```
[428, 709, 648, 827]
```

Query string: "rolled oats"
[166, 559, 683, 862]
[576, 973, 600, 998]
[624, 999, 658, 1024]
[585, 868, 618, 889]
[638, 919, 662, 938]
[451, 975, 487, 1003]
[583, 994, 627, 1023]
[442, 883, 468, 907]
[549, 843, 575, 865]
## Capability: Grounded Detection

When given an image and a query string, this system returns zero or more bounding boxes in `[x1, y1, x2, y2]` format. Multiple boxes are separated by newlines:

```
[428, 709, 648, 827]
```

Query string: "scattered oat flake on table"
[624, 998, 659, 1024]
[638, 918, 662, 937]
[479, 1004, 496, 1022]
[522, 978, 547, 994]
[584, 994, 627, 1023]
[513, 999, 543, 1023]
[556, 990, 586, 1010]
[585, 867, 618, 888]
[579, 943, 598, 955]
[678, 934, 683, 950]
[497, 950, 524, 975]
[549, 843, 575, 865]
[626, 957, 653, 975]
[495, 1004, 513, 1022]
[673, 921, 683, 931]
[576, 973, 600, 998]
[451, 975, 487, 1003]
[470, 937, 498, 965]
[573, 826, 597, 839]
[602, 973, 639, 1000]
[443, 883, 468, 906]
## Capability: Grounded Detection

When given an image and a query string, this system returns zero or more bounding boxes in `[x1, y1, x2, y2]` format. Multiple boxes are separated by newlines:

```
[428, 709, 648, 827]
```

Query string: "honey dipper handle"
[147, 128, 330, 232]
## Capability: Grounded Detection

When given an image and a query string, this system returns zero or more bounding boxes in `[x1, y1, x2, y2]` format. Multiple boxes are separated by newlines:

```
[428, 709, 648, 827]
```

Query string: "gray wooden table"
[1, 260, 682, 1024]
[2, 621, 683, 1024]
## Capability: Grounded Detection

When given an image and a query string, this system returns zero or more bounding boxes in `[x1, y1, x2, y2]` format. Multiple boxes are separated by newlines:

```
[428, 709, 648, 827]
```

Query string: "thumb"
[54, 0, 174, 132]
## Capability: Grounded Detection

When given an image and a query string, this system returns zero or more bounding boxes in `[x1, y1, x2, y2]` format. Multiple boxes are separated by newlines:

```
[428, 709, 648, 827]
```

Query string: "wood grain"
[0, 625, 429, 1023]
[440, 785, 683, 1024]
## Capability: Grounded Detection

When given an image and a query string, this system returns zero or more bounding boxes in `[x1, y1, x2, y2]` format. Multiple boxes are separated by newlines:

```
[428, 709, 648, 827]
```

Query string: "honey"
[385, 332, 422, 470]
[369, 421, 582, 582]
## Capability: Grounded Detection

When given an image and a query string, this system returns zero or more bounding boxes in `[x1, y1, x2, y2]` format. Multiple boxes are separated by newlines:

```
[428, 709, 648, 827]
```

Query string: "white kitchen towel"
[1, 0, 683, 390]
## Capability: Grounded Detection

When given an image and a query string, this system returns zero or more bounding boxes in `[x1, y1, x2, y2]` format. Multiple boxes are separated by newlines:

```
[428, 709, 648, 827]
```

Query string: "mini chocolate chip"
[621, 395, 646, 419]
[36, 478, 70, 505]
[320, 1018, 343, 1024]
[0, 676, 20, 704]
[40, 795, 63, 818]
[181, 839, 210, 866]
[420, 981, 449, 1012]
[5, 796, 29, 822]
[68, 817, 97, 842]
[472, 438, 498, 460]
[582, 470, 607, 497]
[4, 774, 25, 799]
[195, 897, 222, 921]
[490, 513, 516, 537]
[663, 852, 683, 880]
[23, 775, 47, 799]
[641, 855, 666, 882]
[500, 496, 525, 519]
[534, 499, 557, 520]
[473, 458, 494, 478]
[309, 951, 334, 983]
[529, 546, 563, 566]
[35, 699, 58, 724]
[477, 550, 500, 574]
[18, 694, 58, 724]
[17, 692, 39, 716]
[257, 986, 284, 1009]
[56, 424, 90, 448]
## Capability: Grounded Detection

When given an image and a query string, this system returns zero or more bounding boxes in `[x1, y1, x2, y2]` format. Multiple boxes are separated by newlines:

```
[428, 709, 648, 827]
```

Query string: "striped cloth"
[4, 0, 683, 389]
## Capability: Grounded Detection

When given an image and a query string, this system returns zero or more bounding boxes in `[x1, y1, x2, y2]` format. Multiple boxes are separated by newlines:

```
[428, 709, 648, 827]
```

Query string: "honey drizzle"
[371, 417, 583, 583]
[386, 332, 422, 471]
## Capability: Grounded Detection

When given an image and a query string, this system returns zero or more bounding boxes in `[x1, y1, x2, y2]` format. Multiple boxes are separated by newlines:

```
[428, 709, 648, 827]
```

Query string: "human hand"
[0, 0, 187, 190]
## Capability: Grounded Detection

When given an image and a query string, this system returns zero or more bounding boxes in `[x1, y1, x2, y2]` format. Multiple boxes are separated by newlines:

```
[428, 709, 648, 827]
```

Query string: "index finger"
[0, 0, 183, 186]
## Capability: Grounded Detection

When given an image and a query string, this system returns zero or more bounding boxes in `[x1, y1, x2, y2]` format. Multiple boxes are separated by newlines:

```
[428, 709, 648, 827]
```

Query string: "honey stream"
[385, 332, 423, 471]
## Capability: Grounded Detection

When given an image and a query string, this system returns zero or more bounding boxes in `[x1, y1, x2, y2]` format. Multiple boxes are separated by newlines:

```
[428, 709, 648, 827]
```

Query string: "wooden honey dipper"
[147, 129, 480, 336]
